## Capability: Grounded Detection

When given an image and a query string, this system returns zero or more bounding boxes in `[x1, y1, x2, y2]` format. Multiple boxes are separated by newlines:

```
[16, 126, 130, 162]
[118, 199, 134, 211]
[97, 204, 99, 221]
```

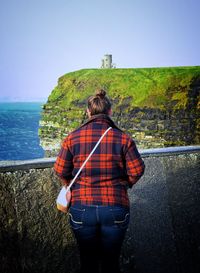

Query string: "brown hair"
[87, 89, 111, 116]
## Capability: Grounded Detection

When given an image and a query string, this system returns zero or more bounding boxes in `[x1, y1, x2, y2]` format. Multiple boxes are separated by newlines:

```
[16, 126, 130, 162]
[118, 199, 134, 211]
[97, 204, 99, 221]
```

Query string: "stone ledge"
[0, 145, 199, 173]
[141, 145, 200, 157]
[0, 157, 56, 173]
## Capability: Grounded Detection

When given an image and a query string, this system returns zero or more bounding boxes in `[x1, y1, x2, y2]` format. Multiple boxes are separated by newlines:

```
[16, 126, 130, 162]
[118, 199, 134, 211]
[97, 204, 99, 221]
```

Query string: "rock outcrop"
[39, 67, 200, 156]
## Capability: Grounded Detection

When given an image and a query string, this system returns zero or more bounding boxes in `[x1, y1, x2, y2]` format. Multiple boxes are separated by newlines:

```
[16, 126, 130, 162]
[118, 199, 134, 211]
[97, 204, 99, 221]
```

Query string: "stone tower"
[101, 54, 114, 68]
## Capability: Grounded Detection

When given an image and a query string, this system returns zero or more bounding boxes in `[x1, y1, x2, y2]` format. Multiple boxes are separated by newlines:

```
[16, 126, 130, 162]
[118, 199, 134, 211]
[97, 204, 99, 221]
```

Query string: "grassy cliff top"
[47, 66, 200, 110]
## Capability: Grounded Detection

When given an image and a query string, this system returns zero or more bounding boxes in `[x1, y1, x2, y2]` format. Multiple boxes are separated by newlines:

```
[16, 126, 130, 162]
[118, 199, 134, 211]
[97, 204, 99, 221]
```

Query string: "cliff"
[39, 66, 200, 156]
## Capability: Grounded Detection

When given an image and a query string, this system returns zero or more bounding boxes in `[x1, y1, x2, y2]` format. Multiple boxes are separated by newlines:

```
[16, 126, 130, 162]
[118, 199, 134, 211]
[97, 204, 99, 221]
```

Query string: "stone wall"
[0, 147, 200, 273]
[0, 168, 78, 273]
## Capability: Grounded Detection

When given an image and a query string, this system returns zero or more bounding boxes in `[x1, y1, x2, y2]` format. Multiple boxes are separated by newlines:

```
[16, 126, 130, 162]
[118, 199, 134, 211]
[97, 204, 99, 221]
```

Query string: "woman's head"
[87, 89, 112, 116]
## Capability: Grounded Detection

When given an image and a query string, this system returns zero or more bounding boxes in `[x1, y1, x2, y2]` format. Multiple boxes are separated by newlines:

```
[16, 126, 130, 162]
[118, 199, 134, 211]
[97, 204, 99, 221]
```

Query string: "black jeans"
[69, 204, 130, 273]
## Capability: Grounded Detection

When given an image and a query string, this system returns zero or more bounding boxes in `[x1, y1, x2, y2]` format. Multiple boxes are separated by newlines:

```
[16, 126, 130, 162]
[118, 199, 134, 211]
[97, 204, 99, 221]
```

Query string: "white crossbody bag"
[56, 127, 112, 213]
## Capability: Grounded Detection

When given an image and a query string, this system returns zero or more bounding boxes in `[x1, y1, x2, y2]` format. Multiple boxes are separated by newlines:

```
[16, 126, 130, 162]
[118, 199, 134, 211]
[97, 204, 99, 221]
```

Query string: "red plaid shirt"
[54, 114, 145, 208]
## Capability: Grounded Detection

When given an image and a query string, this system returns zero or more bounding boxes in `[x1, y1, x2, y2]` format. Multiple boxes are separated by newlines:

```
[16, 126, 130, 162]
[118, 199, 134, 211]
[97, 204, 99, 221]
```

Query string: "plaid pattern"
[54, 114, 145, 207]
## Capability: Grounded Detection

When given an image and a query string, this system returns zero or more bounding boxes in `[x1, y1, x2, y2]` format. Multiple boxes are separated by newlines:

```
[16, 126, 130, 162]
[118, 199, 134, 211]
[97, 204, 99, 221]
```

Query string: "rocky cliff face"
[39, 67, 200, 156]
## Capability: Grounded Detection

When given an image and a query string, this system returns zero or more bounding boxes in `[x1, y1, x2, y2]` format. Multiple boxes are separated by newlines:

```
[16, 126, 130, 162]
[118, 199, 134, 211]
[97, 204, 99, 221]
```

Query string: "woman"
[54, 89, 145, 273]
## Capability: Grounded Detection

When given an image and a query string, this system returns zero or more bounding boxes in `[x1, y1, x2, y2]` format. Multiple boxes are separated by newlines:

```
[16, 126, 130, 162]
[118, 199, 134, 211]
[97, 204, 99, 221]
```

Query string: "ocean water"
[0, 102, 45, 161]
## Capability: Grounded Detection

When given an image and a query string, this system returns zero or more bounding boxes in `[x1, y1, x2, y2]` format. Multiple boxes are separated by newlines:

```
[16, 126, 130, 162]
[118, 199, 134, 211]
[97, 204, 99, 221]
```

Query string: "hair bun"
[95, 89, 106, 99]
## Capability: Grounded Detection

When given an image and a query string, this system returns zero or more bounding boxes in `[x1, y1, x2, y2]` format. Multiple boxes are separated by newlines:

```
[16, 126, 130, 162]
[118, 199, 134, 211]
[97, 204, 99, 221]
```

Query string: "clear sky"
[0, 0, 199, 102]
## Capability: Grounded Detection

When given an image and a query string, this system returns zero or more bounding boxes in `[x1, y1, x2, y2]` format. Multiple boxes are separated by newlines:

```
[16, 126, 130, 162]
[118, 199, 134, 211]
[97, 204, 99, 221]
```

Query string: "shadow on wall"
[0, 229, 21, 273]
[0, 228, 79, 273]
[0, 169, 80, 273]
[1, 227, 138, 273]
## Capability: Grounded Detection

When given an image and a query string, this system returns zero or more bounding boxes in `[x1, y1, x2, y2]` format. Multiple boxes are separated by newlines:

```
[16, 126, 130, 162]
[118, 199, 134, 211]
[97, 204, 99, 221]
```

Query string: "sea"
[0, 102, 45, 161]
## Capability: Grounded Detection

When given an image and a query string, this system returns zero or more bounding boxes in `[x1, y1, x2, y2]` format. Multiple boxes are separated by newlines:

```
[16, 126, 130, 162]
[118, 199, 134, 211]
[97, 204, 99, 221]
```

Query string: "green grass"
[47, 66, 200, 110]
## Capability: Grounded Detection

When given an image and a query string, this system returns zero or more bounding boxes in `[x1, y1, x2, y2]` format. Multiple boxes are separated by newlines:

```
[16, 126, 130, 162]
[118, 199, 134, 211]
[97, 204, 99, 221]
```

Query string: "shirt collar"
[79, 113, 123, 131]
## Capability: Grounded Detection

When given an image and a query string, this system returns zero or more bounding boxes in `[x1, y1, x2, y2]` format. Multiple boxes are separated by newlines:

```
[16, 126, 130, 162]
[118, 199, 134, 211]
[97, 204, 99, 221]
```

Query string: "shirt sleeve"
[124, 138, 145, 188]
[54, 136, 74, 185]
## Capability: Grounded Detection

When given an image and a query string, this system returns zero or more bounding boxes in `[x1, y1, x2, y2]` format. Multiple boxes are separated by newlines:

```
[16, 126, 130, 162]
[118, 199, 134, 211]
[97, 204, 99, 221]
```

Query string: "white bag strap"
[66, 126, 112, 193]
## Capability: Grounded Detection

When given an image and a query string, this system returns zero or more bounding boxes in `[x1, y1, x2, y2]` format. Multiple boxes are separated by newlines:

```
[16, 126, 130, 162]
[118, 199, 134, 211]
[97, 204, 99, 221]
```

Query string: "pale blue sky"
[0, 0, 199, 101]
